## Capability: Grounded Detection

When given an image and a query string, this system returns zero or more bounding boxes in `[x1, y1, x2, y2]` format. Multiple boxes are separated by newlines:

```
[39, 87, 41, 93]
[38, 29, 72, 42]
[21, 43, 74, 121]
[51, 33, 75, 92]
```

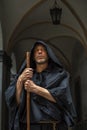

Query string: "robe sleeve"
[47, 70, 77, 126]
[5, 75, 20, 130]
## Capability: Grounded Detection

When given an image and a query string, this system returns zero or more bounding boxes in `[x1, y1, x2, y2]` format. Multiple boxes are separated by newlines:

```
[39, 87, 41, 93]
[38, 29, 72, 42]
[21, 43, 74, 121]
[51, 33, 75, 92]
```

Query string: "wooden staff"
[26, 52, 30, 130]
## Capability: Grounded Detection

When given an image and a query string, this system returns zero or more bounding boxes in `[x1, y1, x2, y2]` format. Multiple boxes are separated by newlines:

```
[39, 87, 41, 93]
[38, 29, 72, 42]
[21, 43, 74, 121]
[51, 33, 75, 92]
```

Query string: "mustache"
[36, 56, 45, 58]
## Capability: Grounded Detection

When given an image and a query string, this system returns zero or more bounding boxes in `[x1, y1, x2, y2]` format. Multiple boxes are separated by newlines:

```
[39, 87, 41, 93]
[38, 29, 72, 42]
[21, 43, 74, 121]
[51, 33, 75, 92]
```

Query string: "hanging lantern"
[50, 0, 62, 25]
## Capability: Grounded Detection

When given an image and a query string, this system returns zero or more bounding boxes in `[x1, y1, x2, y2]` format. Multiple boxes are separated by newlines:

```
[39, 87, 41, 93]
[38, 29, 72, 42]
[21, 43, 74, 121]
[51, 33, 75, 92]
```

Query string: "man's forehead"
[34, 43, 46, 49]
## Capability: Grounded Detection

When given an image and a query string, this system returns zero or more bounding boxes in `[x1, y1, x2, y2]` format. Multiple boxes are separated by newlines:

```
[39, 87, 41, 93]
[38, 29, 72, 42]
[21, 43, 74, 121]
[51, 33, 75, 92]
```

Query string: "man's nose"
[38, 50, 42, 53]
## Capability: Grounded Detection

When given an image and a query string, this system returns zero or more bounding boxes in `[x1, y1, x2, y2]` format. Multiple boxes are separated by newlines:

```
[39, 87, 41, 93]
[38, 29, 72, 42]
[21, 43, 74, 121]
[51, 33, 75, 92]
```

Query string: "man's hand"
[24, 80, 38, 93]
[24, 80, 56, 103]
[16, 68, 33, 104]
[19, 68, 33, 83]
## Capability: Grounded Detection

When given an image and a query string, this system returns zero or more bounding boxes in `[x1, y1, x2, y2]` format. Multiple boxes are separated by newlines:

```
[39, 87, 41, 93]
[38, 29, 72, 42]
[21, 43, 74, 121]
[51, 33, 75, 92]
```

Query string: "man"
[5, 41, 76, 130]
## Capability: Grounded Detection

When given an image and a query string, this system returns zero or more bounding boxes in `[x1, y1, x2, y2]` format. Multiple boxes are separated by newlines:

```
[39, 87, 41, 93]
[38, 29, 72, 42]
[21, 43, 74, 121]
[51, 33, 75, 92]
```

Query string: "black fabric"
[5, 40, 76, 130]
[20, 122, 68, 130]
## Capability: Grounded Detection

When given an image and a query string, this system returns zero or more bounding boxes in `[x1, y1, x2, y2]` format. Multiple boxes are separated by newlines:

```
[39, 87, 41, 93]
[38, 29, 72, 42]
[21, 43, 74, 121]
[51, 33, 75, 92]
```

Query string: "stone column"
[0, 50, 11, 130]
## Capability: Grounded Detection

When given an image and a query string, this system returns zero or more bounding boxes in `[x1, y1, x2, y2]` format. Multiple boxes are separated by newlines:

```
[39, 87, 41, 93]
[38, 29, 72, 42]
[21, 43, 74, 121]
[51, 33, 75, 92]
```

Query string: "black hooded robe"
[5, 41, 76, 130]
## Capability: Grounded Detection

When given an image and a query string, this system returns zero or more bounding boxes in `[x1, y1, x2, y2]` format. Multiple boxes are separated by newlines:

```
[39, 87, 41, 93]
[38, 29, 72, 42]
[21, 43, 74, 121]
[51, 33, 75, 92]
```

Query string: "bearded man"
[5, 41, 76, 130]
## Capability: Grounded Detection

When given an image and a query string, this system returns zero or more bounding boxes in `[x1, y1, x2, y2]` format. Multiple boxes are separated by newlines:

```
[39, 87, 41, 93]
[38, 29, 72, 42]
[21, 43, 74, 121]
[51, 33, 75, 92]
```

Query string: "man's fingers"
[24, 80, 30, 86]
[24, 68, 33, 73]
[24, 80, 31, 91]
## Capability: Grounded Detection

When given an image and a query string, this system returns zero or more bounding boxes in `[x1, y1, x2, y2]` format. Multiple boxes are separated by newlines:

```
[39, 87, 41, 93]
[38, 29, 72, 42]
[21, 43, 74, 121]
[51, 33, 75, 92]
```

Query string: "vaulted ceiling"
[0, 0, 87, 70]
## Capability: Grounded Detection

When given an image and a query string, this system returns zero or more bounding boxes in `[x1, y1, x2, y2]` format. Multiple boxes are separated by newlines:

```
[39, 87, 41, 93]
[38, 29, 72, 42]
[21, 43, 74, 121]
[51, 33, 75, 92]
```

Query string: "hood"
[18, 40, 63, 74]
[30, 40, 63, 69]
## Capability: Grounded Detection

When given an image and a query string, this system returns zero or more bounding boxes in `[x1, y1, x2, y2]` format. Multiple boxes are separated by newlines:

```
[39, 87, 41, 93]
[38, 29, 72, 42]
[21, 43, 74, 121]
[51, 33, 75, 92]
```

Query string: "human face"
[34, 44, 48, 64]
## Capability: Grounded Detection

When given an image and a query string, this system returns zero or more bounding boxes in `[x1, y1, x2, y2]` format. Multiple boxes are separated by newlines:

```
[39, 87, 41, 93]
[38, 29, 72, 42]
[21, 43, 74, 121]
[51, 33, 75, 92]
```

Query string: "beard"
[35, 58, 48, 64]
